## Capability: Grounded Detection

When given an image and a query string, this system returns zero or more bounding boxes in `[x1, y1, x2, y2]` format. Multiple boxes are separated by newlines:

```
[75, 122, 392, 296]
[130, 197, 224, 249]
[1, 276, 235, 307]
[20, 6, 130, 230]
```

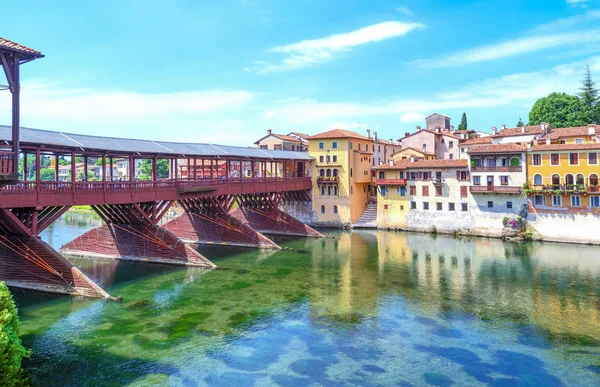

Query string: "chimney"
[589, 125, 596, 136]
[374, 131, 378, 141]
[527, 142, 532, 150]
[541, 122, 546, 132]
[389, 138, 393, 144]
[461, 132, 467, 140]
[546, 138, 551, 145]
[435, 125, 441, 133]
[522, 126, 526, 134]
[367, 129, 371, 139]
[416, 125, 421, 130]
[390, 159, 394, 166]
[410, 155, 415, 163]
[267, 129, 272, 135]
[405, 132, 410, 138]
[492, 126, 497, 135]
[502, 124, 506, 130]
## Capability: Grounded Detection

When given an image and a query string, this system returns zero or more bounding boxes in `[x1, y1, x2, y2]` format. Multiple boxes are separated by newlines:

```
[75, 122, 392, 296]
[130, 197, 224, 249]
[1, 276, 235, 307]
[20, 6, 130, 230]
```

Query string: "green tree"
[516, 117, 524, 127]
[528, 92, 592, 128]
[579, 65, 599, 108]
[0, 282, 30, 387]
[139, 159, 170, 180]
[458, 112, 467, 130]
[39, 168, 55, 181]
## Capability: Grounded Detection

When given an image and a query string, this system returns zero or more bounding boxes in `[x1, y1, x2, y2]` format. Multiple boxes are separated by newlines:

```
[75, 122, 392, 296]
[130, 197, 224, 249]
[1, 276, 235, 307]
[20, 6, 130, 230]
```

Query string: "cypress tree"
[459, 112, 467, 130]
[516, 117, 524, 127]
[579, 65, 598, 108]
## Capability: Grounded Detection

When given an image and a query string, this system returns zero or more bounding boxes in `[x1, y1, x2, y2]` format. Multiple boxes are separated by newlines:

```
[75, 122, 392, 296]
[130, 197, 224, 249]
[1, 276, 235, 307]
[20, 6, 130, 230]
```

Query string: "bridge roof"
[0, 125, 312, 160]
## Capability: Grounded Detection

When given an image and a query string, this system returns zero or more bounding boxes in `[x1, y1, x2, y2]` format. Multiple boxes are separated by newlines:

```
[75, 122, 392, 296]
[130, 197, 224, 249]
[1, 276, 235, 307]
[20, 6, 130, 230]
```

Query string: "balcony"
[376, 178, 406, 186]
[470, 185, 521, 194]
[471, 166, 522, 172]
[317, 176, 339, 184]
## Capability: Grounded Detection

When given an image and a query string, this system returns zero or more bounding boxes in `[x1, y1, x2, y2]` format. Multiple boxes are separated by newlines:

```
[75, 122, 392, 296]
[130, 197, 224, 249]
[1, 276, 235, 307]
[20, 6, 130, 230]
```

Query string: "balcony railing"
[317, 176, 339, 184]
[470, 185, 521, 194]
[376, 178, 407, 186]
[471, 166, 522, 172]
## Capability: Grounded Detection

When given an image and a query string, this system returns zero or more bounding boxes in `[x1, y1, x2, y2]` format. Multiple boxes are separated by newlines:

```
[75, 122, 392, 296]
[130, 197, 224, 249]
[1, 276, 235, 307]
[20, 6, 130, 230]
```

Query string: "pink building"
[398, 127, 461, 160]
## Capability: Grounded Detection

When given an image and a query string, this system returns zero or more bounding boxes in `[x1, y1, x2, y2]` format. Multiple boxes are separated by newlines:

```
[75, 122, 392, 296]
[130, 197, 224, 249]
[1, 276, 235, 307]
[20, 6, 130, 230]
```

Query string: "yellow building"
[391, 147, 436, 163]
[307, 129, 374, 226]
[374, 163, 410, 228]
[527, 141, 600, 213]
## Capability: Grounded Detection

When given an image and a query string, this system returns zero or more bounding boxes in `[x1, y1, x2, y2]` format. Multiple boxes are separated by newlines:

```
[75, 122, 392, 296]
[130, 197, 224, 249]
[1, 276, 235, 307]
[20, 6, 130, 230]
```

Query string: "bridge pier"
[60, 203, 215, 268]
[163, 196, 280, 249]
[230, 191, 323, 238]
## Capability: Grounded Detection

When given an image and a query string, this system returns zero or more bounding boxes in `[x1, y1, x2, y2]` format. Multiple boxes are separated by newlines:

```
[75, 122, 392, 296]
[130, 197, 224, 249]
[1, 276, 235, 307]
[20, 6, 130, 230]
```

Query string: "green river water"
[9, 211, 600, 386]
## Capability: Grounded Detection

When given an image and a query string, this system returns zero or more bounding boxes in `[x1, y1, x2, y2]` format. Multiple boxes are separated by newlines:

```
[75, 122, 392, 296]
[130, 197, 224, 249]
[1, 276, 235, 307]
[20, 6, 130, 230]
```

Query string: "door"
[487, 176, 494, 190]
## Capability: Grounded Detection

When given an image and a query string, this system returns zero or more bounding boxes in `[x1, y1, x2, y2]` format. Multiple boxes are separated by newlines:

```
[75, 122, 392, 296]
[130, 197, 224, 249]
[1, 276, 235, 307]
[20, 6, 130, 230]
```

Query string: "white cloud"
[264, 110, 277, 118]
[417, 29, 600, 68]
[1, 81, 254, 121]
[566, 0, 590, 7]
[400, 112, 425, 122]
[328, 121, 370, 130]
[534, 10, 600, 32]
[264, 55, 600, 124]
[396, 7, 413, 16]
[250, 21, 424, 73]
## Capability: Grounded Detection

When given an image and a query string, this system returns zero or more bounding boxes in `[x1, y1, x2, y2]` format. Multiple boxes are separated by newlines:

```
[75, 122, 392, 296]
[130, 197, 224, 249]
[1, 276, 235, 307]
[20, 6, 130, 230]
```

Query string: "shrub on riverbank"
[0, 282, 30, 386]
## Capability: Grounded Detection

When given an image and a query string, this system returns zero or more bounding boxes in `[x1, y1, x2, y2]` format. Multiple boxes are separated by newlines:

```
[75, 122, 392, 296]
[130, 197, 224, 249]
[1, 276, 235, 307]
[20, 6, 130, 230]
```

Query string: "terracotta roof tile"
[0, 37, 42, 57]
[546, 125, 599, 139]
[531, 143, 600, 152]
[375, 159, 468, 170]
[307, 129, 370, 140]
[467, 144, 526, 154]
[493, 125, 545, 137]
[287, 132, 310, 139]
[271, 134, 304, 143]
[460, 137, 493, 145]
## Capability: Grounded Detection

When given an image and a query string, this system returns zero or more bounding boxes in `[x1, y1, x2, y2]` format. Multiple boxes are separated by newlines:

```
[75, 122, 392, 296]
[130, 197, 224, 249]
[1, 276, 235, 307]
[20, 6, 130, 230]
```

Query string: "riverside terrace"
[0, 125, 320, 299]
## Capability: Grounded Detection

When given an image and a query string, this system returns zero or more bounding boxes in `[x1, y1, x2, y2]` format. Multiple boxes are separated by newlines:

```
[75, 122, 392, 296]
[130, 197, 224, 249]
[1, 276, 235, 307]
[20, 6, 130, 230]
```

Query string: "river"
[10, 211, 600, 386]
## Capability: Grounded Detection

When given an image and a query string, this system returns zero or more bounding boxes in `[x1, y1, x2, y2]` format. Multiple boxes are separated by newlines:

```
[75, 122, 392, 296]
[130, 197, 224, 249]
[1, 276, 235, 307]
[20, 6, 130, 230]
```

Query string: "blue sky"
[2, 0, 600, 146]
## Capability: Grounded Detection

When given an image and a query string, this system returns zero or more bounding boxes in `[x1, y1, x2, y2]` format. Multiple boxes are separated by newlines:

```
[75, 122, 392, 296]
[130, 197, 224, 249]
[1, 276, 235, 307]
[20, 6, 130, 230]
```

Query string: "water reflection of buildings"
[311, 229, 600, 341]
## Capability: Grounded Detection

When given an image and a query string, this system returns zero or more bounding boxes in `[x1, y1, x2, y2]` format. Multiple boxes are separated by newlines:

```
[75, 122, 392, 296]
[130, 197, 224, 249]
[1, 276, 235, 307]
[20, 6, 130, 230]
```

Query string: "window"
[410, 201, 417, 210]
[449, 154, 454, 159]
[589, 153, 598, 165]
[320, 186, 325, 195]
[320, 205, 325, 214]
[380, 187, 387, 196]
[423, 202, 429, 210]
[461, 203, 468, 211]
[590, 174, 599, 187]
[319, 142, 324, 149]
[366, 144, 369, 151]
[569, 153, 579, 165]
[533, 174, 542, 185]
[591, 196, 600, 207]
[461, 148, 465, 154]
[487, 158, 496, 167]
[507, 201, 513, 209]
[422, 186, 429, 196]
[350, 168, 353, 177]
[332, 155, 338, 163]
[571, 195, 581, 207]
[410, 186, 416, 195]
[259, 145, 268, 149]
[358, 144, 361, 151]
[449, 141, 454, 149]
[319, 169, 324, 177]
[319, 156, 324, 163]
[423, 172, 431, 180]
[349, 142, 353, 150]
[460, 186, 468, 198]
[333, 169, 338, 177]
[565, 174, 574, 186]
[532, 154, 542, 166]
[551, 174, 560, 186]
[383, 205, 388, 210]
[575, 138, 583, 144]
[551, 153, 560, 166]
[487, 201, 493, 208]
[326, 155, 330, 163]
[436, 202, 442, 210]
[435, 185, 442, 196]
[534, 195, 544, 206]
[378, 171, 384, 179]
[333, 205, 338, 214]
[400, 187, 407, 196]
[327, 186, 331, 195]
[334, 186, 338, 195]
[552, 195, 562, 207]
[332, 141, 338, 149]
[449, 203, 455, 211]
[500, 176, 509, 185]
[473, 176, 481, 185]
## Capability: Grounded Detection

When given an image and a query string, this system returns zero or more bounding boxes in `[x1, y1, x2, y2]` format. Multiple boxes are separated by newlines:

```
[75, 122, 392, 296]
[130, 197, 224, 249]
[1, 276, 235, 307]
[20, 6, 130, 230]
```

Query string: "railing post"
[35, 148, 40, 190]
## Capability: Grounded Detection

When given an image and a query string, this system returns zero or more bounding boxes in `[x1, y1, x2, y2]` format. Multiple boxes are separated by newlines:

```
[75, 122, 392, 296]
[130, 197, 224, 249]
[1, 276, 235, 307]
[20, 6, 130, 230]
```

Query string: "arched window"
[333, 169, 338, 177]
[320, 205, 325, 214]
[590, 174, 598, 187]
[334, 186, 338, 196]
[320, 186, 325, 195]
[333, 205, 338, 214]
[319, 169, 324, 177]
[576, 173, 585, 185]
[533, 174, 542, 186]
[551, 174, 560, 186]
[565, 174, 574, 186]
[326, 169, 332, 177]
[327, 186, 331, 195]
